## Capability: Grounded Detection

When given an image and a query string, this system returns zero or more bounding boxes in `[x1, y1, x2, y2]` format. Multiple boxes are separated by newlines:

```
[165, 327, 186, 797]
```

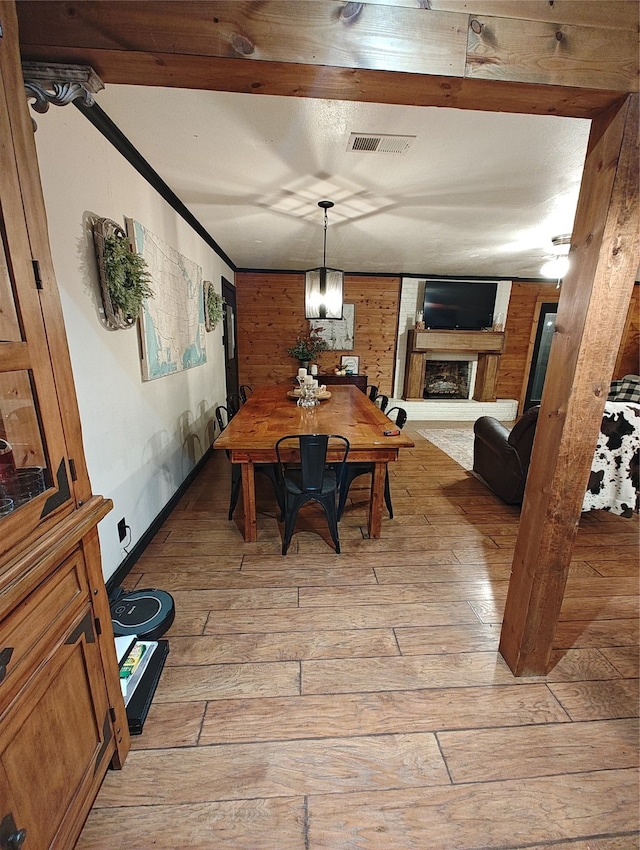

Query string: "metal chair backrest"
[366, 384, 379, 401]
[275, 434, 349, 494]
[374, 393, 389, 413]
[226, 393, 242, 416]
[386, 406, 407, 429]
[215, 405, 230, 433]
[239, 384, 253, 403]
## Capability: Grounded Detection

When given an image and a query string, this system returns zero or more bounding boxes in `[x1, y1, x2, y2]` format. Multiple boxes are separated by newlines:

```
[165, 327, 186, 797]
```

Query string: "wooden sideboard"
[292, 374, 368, 393]
[319, 374, 368, 393]
[403, 329, 505, 401]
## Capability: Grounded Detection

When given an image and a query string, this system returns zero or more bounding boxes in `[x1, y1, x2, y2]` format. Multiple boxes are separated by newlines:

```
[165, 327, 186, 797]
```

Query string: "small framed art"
[340, 355, 360, 373]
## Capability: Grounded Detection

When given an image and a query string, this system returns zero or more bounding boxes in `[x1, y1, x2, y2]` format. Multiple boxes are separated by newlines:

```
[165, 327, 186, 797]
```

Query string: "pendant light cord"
[323, 206, 328, 268]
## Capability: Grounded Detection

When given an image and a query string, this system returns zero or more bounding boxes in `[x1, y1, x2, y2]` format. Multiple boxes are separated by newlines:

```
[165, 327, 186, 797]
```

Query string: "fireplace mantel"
[403, 329, 505, 402]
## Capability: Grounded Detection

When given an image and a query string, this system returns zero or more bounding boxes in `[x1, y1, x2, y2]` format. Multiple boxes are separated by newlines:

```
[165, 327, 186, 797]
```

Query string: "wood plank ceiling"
[13, 0, 640, 675]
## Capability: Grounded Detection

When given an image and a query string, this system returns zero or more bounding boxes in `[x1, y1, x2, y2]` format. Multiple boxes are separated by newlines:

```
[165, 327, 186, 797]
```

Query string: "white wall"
[34, 105, 231, 581]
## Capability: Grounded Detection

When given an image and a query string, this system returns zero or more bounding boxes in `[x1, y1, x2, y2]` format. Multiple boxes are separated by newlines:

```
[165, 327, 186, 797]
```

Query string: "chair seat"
[283, 468, 338, 497]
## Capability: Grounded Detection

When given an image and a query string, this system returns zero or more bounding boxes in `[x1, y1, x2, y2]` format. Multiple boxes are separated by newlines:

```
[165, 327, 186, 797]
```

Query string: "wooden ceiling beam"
[15, 47, 626, 120]
[355, 1, 639, 32]
[16, 1, 638, 96]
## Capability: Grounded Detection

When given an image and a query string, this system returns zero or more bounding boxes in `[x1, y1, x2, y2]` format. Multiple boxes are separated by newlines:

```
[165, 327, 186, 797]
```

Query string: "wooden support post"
[499, 94, 640, 676]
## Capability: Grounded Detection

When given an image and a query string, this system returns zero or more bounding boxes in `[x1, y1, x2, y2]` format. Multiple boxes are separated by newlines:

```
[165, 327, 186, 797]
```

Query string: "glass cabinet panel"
[0, 370, 51, 517]
[0, 221, 21, 343]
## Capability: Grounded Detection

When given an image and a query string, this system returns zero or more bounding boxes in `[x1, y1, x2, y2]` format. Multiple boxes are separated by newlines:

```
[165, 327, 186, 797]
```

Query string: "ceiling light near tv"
[540, 234, 571, 279]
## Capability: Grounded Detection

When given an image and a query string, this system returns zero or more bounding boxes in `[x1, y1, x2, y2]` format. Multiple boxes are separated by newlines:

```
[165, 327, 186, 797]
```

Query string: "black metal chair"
[238, 384, 253, 403]
[337, 406, 407, 522]
[275, 433, 349, 555]
[373, 393, 389, 413]
[386, 406, 408, 429]
[226, 393, 242, 417]
[215, 405, 283, 521]
[366, 384, 379, 401]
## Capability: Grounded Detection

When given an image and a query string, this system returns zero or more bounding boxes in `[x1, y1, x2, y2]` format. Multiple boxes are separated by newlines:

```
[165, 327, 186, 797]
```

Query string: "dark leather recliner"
[472, 405, 540, 504]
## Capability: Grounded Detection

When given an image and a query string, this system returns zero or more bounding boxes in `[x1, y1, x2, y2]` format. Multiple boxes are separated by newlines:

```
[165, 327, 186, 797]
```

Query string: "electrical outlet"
[117, 518, 127, 542]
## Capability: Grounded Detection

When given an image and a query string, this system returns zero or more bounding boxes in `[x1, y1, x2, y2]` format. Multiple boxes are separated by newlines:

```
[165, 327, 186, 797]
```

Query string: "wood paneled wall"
[236, 275, 638, 405]
[235, 272, 401, 394]
[495, 281, 559, 402]
[615, 283, 639, 378]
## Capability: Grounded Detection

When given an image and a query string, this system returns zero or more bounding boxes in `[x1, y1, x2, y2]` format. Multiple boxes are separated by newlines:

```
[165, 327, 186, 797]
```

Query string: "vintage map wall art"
[127, 219, 206, 380]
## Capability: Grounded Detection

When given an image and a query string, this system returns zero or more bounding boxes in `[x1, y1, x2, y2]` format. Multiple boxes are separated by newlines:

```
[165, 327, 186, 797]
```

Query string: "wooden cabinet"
[317, 374, 368, 393]
[0, 5, 129, 848]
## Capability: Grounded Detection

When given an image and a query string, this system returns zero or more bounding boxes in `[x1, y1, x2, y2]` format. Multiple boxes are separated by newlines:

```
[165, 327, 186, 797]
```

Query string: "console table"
[319, 373, 368, 393]
[403, 329, 505, 401]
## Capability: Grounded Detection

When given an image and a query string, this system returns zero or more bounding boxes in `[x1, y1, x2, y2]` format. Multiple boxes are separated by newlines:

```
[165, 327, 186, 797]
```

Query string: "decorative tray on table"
[287, 389, 332, 401]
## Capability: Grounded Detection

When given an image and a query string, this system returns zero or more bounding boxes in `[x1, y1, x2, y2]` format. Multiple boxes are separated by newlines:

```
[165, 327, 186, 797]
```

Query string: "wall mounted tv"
[423, 280, 497, 331]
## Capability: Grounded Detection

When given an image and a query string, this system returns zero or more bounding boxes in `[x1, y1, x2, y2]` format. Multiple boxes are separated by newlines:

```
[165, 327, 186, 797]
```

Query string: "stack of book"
[115, 635, 169, 734]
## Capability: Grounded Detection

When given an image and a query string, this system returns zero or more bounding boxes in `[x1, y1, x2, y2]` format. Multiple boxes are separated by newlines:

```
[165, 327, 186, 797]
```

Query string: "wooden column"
[499, 94, 640, 676]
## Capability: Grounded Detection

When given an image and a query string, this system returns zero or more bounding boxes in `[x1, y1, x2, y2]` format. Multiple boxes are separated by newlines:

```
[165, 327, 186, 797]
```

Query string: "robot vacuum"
[110, 587, 175, 640]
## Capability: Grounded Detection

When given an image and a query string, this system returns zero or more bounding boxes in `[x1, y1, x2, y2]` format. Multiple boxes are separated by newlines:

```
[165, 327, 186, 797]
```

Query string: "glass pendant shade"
[305, 200, 344, 320]
[305, 267, 344, 319]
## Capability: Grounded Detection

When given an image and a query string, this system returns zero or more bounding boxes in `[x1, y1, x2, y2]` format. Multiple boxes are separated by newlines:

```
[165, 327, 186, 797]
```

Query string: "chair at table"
[337, 405, 407, 522]
[215, 404, 283, 521]
[366, 384, 379, 401]
[373, 393, 389, 413]
[238, 384, 253, 403]
[275, 433, 350, 555]
[226, 393, 242, 417]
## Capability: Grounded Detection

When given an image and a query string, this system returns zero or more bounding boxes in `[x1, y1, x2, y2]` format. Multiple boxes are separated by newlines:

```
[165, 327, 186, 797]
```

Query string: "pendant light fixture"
[305, 200, 344, 320]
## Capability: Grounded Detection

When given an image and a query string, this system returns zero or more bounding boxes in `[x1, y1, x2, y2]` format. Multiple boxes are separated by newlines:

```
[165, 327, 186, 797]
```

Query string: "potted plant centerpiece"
[286, 326, 327, 371]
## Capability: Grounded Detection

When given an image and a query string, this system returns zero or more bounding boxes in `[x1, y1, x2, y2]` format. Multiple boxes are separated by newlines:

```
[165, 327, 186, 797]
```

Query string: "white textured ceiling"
[96, 85, 591, 279]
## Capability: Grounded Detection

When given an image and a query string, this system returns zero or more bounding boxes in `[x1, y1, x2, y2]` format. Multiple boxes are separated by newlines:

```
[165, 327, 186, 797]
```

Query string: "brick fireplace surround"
[394, 329, 517, 421]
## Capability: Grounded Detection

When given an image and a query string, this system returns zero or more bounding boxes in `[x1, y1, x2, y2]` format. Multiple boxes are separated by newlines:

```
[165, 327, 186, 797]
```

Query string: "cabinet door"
[0, 21, 75, 559]
[0, 763, 28, 850]
[0, 603, 114, 850]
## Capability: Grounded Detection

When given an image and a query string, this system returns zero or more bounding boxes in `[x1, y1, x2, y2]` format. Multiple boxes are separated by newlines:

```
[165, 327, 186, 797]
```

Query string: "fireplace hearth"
[424, 361, 471, 399]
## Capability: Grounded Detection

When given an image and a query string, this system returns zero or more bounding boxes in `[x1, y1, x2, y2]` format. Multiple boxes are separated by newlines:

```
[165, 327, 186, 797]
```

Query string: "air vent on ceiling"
[347, 133, 415, 154]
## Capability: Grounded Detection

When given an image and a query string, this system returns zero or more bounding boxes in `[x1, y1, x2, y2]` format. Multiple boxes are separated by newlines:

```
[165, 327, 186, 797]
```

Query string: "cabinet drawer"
[0, 550, 88, 711]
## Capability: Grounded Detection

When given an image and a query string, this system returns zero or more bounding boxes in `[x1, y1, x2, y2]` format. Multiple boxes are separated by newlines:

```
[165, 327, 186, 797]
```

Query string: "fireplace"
[402, 329, 506, 402]
[424, 360, 471, 399]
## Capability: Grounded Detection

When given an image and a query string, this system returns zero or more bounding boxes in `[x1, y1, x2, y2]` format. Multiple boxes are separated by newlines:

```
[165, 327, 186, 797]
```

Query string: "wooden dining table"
[213, 384, 414, 542]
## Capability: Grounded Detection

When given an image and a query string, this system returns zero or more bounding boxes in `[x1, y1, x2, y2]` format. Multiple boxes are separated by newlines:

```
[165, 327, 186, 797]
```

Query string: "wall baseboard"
[106, 446, 213, 597]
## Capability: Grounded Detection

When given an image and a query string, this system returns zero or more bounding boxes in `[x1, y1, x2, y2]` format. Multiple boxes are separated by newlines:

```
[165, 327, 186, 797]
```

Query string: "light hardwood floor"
[78, 424, 639, 850]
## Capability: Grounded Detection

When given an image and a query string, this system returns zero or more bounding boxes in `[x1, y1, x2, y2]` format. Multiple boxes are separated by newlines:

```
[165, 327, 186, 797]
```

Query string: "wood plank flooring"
[77, 423, 639, 850]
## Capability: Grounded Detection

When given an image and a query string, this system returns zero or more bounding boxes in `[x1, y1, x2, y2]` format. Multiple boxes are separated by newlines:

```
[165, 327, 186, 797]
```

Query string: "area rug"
[417, 427, 475, 470]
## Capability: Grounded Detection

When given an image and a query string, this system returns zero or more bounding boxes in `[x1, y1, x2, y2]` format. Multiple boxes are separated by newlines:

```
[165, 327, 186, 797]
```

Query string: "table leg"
[241, 463, 257, 542]
[368, 461, 386, 538]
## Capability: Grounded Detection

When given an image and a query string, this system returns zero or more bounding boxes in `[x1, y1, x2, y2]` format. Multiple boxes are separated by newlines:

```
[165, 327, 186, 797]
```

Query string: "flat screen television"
[423, 280, 497, 331]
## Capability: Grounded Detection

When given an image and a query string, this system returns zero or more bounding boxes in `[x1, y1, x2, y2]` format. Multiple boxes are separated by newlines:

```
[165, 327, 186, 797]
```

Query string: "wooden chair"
[337, 406, 407, 521]
[275, 434, 349, 555]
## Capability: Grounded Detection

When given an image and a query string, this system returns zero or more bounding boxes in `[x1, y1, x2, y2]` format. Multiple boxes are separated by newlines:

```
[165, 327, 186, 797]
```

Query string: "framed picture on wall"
[340, 355, 360, 373]
[310, 303, 355, 350]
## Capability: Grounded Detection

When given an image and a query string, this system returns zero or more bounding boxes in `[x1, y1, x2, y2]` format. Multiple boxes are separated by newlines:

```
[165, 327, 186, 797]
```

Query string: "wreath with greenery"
[204, 281, 224, 331]
[102, 233, 153, 318]
[93, 218, 153, 329]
